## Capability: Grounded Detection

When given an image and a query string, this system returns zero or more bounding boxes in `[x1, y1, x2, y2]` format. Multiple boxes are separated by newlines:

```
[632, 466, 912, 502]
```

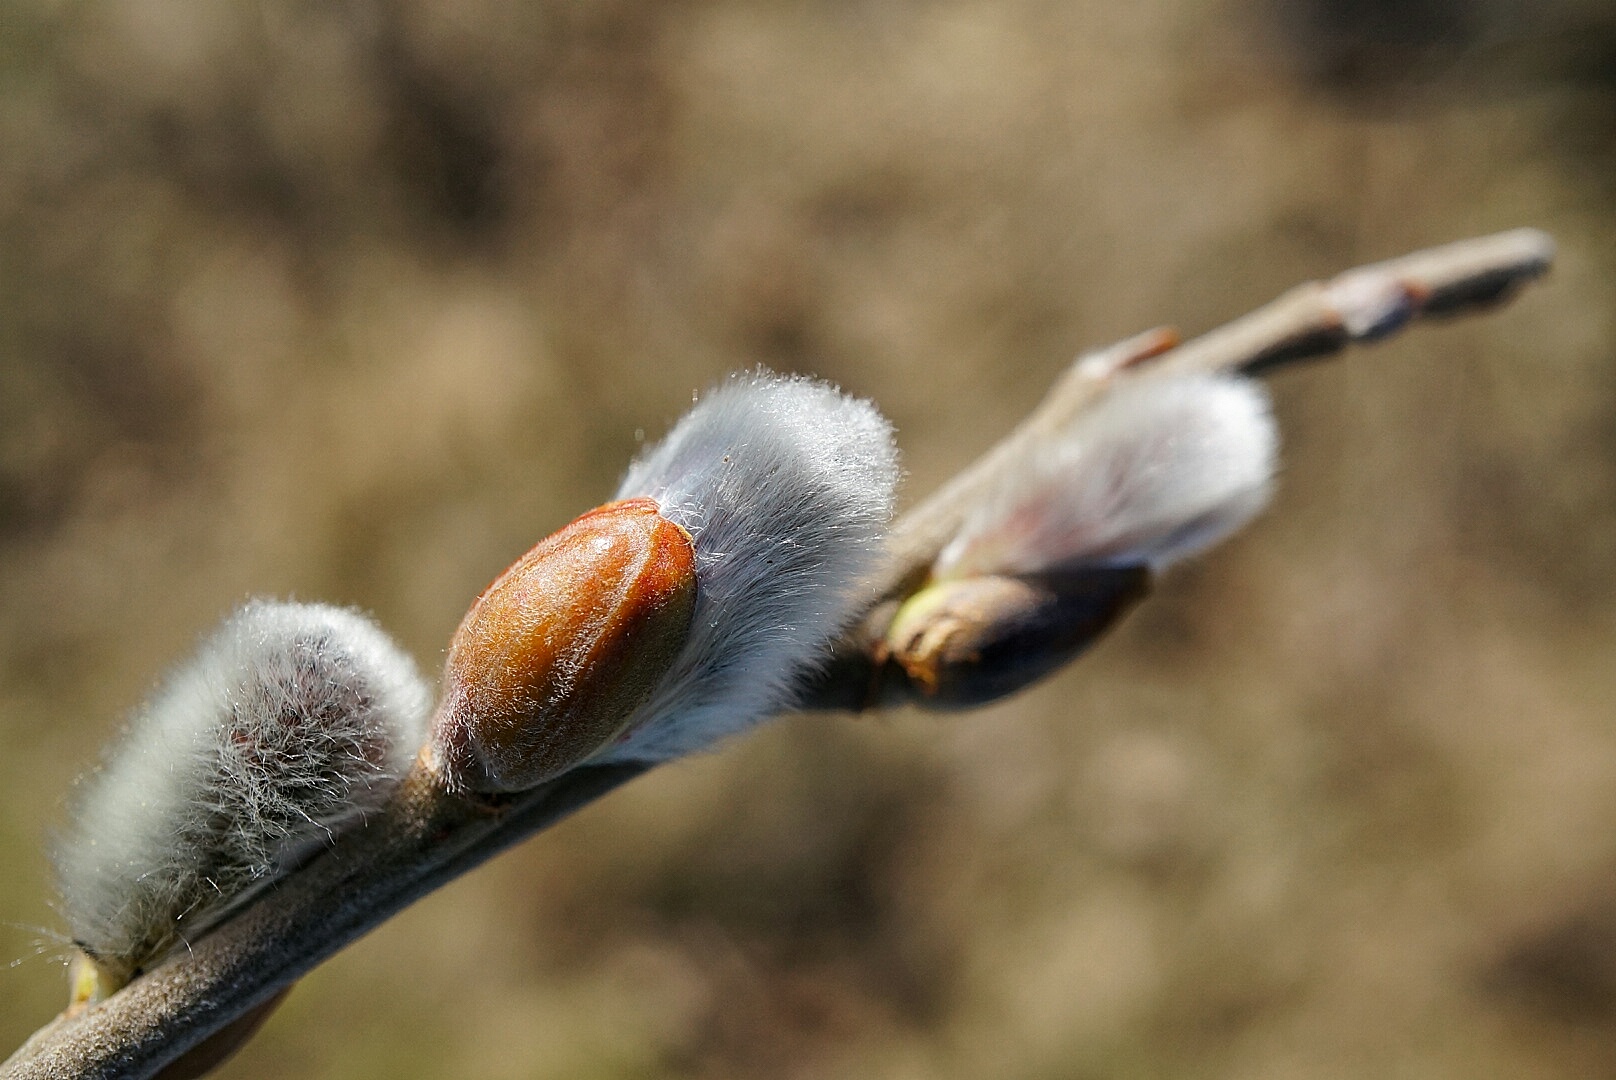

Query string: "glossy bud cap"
[430, 498, 698, 793]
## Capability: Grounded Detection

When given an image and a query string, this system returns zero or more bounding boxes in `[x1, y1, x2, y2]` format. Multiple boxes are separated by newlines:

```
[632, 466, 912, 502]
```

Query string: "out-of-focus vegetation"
[2, 1, 1615, 1076]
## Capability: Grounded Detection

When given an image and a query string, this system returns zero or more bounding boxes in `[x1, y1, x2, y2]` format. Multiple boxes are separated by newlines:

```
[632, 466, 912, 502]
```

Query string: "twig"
[0, 228, 1553, 1080]
[2, 763, 646, 1080]
[871, 227, 1554, 608]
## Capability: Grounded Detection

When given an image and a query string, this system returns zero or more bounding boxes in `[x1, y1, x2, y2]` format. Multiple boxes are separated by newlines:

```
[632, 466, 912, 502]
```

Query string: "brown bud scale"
[431, 498, 696, 792]
[882, 567, 1150, 708]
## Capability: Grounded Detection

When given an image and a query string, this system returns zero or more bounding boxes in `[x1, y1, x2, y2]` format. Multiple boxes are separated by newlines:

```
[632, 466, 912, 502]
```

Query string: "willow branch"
[2, 763, 646, 1080]
[1, 227, 1554, 1080]
[871, 227, 1554, 607]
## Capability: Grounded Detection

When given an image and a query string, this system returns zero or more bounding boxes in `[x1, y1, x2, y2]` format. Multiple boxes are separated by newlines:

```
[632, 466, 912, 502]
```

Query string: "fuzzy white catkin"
[599, 371, 899, 763]
[936, 373, 1278, 578]
[54, 600, 431, 977]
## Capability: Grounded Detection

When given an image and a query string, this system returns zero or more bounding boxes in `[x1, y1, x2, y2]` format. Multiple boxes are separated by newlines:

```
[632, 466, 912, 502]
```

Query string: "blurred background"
[2, 0, 1614, 1076]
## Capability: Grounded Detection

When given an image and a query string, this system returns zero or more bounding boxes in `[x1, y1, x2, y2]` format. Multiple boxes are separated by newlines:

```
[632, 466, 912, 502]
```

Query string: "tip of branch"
[1362, 227, 1556, 320]
[1498, 227, 1557, 273]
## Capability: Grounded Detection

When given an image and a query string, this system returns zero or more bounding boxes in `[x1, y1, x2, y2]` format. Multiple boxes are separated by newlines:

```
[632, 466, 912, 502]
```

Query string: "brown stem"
[1, 764, 645, 1080]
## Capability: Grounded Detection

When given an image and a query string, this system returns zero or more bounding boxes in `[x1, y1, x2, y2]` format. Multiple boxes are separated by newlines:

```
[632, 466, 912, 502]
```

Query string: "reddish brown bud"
[430, 498, 697, 792]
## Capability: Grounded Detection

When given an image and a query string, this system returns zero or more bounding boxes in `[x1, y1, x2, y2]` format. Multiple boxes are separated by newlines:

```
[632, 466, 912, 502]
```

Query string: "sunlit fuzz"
[53, 601, 431, 986]
[936, 373, 1277, 577]
[596, 370, 901, 762]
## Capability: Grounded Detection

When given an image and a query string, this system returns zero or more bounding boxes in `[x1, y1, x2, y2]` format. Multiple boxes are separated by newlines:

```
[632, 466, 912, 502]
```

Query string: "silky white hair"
[54, 601, 430, 977]
[937, 373, 1277, 577]
[599, 371, 899, 762]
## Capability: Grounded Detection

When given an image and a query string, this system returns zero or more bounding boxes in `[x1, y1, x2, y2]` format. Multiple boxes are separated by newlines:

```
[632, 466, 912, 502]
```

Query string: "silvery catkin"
[54, 600, 430, 982]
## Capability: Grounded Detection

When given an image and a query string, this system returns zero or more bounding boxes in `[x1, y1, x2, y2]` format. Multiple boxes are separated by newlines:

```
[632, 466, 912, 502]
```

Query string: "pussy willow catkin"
[936, 372, 1278, 577]
[877, 373, 1278, 709]
[426, 370, 901, 794]
[601, 370, 899, 764]
[54, 601, 430, 983]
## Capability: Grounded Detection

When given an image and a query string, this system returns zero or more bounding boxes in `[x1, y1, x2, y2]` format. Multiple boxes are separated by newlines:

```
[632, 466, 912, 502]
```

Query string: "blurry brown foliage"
[1, 1, 1614, 1077]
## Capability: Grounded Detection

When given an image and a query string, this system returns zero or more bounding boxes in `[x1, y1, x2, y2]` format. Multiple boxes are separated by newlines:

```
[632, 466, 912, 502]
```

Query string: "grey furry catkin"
[936, 373, 1278, 577]
[599, 370, 900, 763]
[54, 601, 430, 982]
